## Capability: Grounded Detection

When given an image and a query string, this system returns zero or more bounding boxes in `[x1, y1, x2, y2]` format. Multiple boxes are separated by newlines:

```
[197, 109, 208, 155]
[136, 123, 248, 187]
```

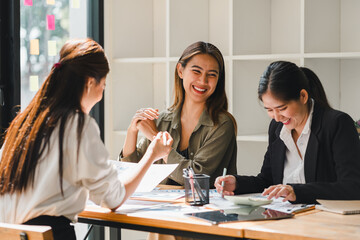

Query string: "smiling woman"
[261, 89, 310, 143]
[176, 53, 219, 105]
[120, 41, 238, 187]
[215, 61, 360, 204]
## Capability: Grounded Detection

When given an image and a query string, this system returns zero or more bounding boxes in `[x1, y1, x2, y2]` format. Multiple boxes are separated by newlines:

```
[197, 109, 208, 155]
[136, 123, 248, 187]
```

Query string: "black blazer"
[235, 103, 360, 204]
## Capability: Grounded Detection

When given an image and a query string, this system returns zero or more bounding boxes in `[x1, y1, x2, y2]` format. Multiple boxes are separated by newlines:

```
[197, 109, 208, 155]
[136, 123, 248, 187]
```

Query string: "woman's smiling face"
[177, 53, 219, 105]
[262, 89, 310, 133]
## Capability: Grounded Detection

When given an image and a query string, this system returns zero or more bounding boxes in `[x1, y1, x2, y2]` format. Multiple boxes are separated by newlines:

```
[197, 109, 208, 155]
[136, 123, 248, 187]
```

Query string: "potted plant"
[355, 119, 360, 135]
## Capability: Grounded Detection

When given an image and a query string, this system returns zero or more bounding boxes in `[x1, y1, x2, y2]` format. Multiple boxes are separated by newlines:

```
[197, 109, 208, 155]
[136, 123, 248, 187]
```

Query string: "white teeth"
[194, 86, 206, 92]
[283, 119, 290, 124]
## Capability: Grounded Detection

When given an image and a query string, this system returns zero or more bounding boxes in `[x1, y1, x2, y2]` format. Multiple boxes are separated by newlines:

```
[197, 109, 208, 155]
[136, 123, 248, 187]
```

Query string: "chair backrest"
[0, 223, 53, 240]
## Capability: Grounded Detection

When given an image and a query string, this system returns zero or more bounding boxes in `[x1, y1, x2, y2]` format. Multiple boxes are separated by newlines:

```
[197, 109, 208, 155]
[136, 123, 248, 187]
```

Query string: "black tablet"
[185, 206, 293, 224]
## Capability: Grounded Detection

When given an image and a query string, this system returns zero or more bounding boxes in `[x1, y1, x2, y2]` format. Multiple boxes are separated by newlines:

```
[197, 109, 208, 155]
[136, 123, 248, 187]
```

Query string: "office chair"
[0, 222, 53, 240]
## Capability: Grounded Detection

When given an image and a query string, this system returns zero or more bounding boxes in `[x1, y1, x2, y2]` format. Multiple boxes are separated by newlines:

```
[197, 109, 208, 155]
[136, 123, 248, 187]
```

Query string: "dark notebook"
[185, 206, 293, 224]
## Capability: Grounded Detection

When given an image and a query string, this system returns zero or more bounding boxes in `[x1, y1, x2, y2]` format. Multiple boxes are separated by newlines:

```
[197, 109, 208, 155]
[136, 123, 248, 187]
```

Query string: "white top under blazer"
[281, 100, 314, 185]
[0, 114, 125, 223]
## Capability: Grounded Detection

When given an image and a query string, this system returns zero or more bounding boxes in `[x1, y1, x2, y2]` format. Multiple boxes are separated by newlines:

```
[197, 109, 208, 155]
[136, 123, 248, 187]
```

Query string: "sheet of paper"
[24, 0, 33, 6]
[48, 40, 57, 56]
[207, 195, 239, 210]
[112, 161, 178, 193]
[46, 0, 55, 5]
[131, 190, 184, 201]
[115, 199, 171, 214]
[208, 194, 314, 214]
[30, 39, 39, 55]
[126, 203, 213, 219]
[29, 75, 39, 92]
[131, 188, 219, 202]
[262, 197, 314, 213]
[47, 15, 55, 30]
[70, 0, 80, 8]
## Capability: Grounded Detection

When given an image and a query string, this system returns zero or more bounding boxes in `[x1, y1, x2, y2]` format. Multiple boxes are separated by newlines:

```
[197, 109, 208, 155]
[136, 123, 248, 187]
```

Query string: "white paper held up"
[111, 161, 178, 192]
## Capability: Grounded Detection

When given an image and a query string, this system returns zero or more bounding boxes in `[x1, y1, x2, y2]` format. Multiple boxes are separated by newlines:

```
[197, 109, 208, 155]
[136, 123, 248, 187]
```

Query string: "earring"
[87, 87, 90, 95]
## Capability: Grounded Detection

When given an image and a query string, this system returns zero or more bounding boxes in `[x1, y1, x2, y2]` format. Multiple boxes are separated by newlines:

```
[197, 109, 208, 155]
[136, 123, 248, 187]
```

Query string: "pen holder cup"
[183, 174, 210, 206]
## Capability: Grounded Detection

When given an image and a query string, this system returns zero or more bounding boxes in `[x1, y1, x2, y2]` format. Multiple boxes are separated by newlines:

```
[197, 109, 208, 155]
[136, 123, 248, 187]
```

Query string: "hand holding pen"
[220, 168, 227, 197]
[214, 174, 236, 196]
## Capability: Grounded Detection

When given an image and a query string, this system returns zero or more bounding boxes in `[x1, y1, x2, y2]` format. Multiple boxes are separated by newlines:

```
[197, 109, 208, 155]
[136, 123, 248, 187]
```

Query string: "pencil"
[221, 168, 227, 197]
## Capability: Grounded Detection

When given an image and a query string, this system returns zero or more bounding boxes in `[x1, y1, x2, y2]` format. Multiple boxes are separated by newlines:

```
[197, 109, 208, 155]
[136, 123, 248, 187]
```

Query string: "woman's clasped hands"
[130, 108, 159, 141]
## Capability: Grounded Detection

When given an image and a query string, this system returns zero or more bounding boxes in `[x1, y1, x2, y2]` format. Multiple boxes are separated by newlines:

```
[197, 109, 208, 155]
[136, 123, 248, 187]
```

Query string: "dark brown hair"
[170, 41, 237, 131]
[258, 61, 330, 109]
[0, 38, 109, 195]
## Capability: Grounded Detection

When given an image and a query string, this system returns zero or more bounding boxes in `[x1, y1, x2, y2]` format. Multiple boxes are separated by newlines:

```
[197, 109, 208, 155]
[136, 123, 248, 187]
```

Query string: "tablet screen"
[185, 207, 293, 224]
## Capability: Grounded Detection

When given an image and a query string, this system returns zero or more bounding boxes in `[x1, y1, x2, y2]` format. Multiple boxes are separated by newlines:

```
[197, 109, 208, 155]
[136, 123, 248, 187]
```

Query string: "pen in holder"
[183, 168, 209, 206]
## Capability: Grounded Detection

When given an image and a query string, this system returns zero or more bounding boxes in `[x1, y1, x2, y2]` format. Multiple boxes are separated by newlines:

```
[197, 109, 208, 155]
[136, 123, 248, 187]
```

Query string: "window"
[20, 0, 88, 108]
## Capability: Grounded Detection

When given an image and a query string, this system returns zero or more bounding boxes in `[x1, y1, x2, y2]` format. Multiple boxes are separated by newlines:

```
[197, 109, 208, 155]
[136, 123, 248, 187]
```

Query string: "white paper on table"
[131, 190, 185, 201]
[207, 195, 245, 210]
[131, 188, 220, 202]
[111, 161, 178, 192]
[261, 197, 314, 213]
[126, 203, 213, 219]
[208, 194, 314, 214]
[115, 199, 173, 214]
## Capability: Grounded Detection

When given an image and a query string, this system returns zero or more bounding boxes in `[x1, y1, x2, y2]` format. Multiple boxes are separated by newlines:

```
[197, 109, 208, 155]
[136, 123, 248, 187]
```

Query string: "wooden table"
[79, 185, 266, 239]
[79, 186, 360, 240]
[244, 210, 360, 240]
[78, 205, 263, 240]
[79, 206, 360, 240]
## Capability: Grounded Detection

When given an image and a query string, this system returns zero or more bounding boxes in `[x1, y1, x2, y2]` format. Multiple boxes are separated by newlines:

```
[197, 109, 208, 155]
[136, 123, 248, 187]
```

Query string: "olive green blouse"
[120, 107, 237, 186]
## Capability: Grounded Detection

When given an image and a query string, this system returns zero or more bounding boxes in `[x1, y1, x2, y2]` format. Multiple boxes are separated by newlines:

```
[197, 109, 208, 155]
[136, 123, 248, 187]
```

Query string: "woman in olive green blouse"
[120, 41, 237, 186]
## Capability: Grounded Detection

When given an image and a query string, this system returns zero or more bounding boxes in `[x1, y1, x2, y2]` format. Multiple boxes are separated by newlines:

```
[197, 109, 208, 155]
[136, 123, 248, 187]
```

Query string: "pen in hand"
[220, 168, 227, 197]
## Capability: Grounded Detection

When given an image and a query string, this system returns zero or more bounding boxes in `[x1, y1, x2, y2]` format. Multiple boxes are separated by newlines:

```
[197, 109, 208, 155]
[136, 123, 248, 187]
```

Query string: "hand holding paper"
[113, 161, 178, 193]
[147, 131, 173, 161]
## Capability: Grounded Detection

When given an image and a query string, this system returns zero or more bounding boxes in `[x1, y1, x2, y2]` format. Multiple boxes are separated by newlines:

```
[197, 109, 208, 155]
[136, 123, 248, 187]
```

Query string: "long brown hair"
[0, 38, 109, 195]
[170, 41, 237, 131]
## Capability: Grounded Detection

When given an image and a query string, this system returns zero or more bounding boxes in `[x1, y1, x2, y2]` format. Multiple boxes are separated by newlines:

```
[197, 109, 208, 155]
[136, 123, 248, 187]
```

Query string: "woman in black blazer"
[215, 61, 360, 204]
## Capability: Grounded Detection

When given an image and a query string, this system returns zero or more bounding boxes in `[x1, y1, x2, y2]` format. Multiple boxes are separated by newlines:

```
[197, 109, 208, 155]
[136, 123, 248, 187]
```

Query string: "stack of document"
[316, 199, 360, 215]
[130, 189, 220, 202]
[209, 193, 314, 214]
[131, 190, 184, 202]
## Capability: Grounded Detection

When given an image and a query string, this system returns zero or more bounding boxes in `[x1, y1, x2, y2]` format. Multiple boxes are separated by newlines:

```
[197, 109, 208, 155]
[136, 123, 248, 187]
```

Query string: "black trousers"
[23, 215, 76, 240]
